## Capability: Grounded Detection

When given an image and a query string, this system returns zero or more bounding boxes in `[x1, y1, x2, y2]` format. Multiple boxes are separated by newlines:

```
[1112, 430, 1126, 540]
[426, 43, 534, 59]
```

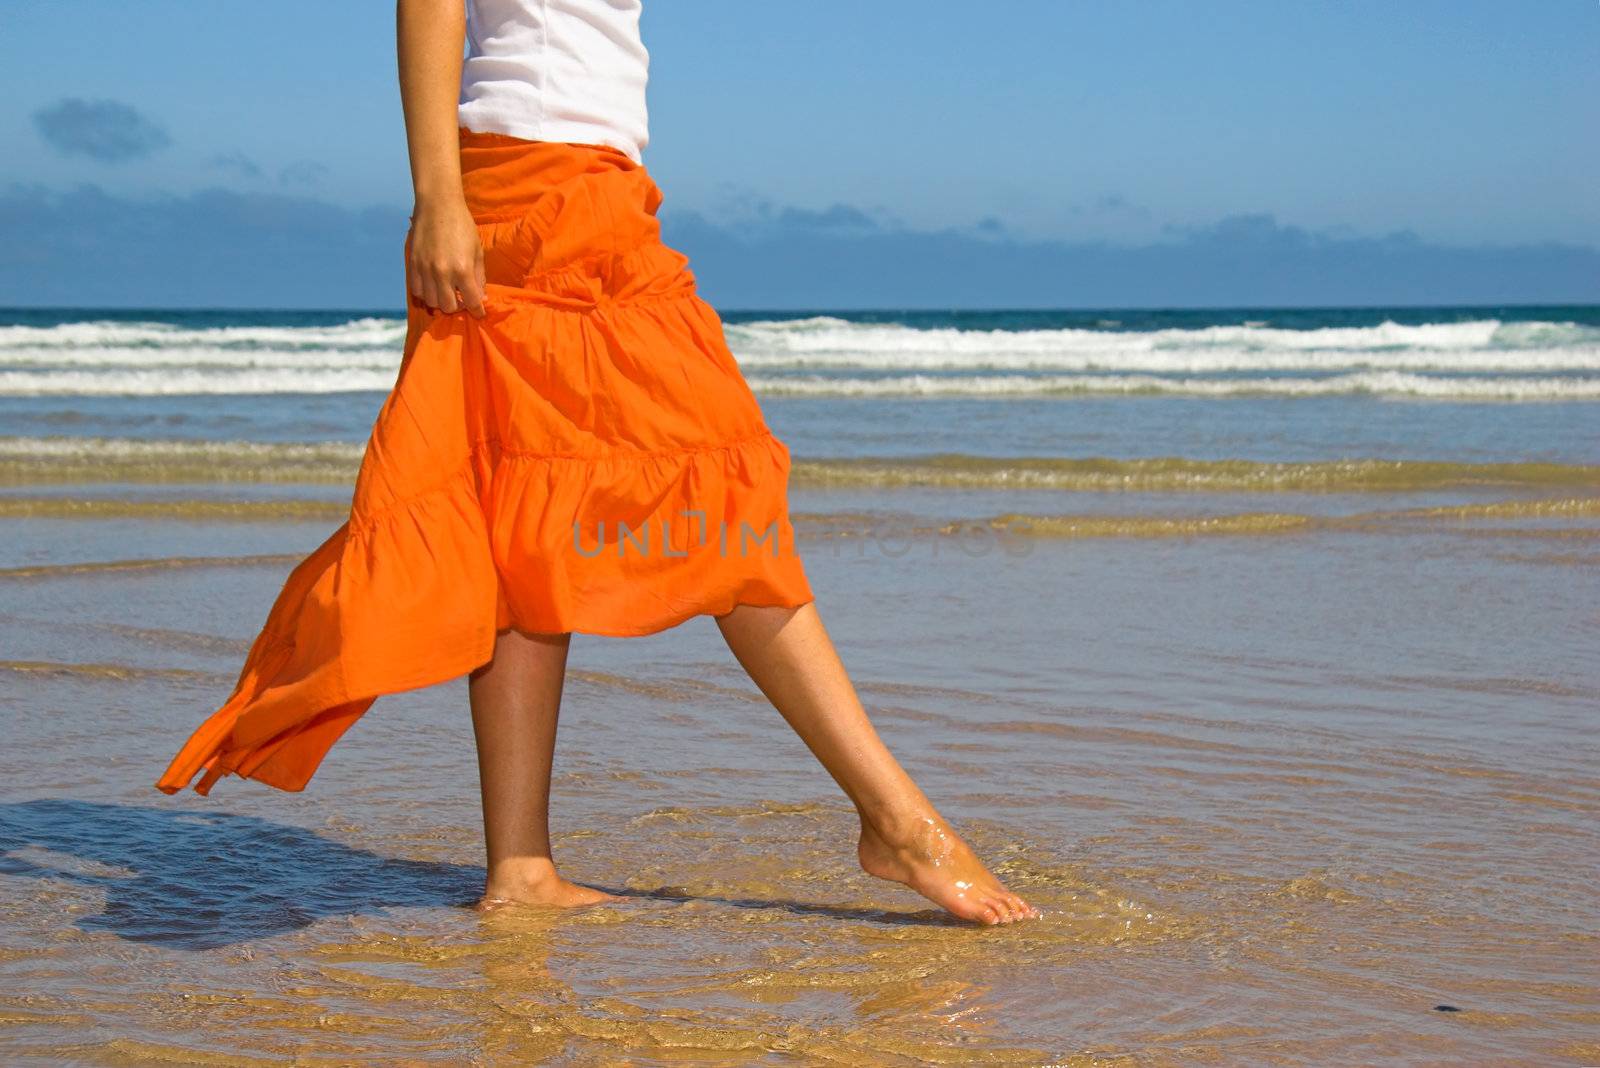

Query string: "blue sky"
[3, 0, 1597, 308]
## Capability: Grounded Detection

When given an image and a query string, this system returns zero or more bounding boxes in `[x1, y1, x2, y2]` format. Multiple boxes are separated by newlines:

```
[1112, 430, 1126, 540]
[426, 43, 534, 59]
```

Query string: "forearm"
[397, 0, 467, 211]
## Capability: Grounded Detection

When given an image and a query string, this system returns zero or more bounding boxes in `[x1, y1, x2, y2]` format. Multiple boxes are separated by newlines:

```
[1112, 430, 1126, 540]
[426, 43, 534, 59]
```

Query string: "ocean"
[2, 303, 1597, 1065]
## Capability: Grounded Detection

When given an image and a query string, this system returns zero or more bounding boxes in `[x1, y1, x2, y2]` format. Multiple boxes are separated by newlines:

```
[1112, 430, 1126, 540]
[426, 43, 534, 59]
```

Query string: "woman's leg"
[715, 601, 1039, 925]
[468, 626, 620, 910]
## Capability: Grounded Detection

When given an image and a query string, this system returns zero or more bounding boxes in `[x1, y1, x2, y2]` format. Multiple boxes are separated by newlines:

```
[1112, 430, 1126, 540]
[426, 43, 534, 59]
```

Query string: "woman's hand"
[407, 199, 487, 318]
[397, 0, 480, 317]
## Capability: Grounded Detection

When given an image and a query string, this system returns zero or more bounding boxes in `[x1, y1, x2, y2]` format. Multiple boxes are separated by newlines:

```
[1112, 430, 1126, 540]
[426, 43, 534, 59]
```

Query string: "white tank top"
[458, 0, 650, 163]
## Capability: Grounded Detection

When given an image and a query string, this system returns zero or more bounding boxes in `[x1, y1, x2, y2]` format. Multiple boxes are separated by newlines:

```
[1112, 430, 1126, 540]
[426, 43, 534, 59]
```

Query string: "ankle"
[860, 802, 942, 849]
[485, 854, 560, 889]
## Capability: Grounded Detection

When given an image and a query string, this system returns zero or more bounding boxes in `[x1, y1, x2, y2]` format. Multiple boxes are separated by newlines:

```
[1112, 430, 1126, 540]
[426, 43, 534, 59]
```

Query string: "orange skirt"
[155, 129, 814, 796]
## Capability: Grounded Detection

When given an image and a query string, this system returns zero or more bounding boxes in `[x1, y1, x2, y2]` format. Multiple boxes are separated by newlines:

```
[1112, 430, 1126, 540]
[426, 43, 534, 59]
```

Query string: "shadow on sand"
[0, 799, 973, 949]
[0, 798, 483, 951]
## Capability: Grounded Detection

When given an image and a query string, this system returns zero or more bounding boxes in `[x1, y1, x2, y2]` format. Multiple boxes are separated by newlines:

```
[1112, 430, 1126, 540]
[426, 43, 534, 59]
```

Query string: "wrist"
[411, 188, 466, 217]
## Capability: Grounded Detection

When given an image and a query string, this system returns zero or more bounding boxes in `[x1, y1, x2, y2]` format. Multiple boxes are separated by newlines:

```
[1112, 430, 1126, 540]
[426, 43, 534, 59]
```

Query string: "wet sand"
[2, 471, 1597, 1065]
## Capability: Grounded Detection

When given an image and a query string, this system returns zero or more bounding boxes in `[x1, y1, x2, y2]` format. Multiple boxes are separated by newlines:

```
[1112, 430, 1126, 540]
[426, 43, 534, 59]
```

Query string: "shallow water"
[2, 488, 1597, 1065]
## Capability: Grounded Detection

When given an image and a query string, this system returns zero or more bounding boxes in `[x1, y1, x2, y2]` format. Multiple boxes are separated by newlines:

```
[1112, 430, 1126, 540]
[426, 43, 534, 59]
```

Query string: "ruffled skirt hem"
[154, 424, 815, 798]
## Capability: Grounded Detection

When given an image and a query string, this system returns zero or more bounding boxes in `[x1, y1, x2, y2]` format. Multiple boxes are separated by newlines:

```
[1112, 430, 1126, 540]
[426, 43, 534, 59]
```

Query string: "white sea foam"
[1, 315, 1597, 398]
[743, 372, 1600, 400]
[0, 367, 396, 395]
[0, 317, 405, 352]
[722, 317, 1600, 373]
[0, 316, 404, 393]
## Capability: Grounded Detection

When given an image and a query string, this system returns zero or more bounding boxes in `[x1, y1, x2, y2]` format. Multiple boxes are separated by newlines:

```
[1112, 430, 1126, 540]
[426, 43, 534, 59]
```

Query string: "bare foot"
[473, 858, 623, 912]
[858, 812, 1040, 925]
